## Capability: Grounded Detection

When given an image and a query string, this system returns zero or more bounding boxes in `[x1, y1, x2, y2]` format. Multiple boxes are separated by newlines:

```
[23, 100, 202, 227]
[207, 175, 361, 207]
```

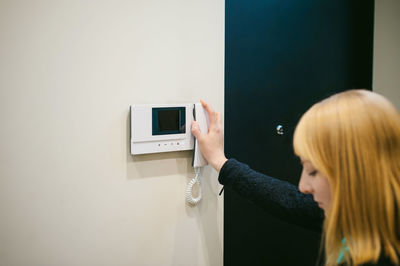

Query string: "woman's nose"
[298, 175, 312, 194]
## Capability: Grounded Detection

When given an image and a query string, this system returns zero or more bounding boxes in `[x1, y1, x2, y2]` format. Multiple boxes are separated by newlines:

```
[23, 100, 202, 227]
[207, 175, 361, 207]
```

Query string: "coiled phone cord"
[186, 167, 202, 205]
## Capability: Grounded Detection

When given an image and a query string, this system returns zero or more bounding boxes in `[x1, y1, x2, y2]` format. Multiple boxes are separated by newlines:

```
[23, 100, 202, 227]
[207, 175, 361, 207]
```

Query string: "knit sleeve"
[218, 158, 324, 232]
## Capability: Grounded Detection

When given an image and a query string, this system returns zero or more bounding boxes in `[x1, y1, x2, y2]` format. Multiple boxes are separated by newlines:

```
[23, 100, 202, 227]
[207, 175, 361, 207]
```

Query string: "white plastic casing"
[192, 103, 209, 167]
[130, 104, 194, 155]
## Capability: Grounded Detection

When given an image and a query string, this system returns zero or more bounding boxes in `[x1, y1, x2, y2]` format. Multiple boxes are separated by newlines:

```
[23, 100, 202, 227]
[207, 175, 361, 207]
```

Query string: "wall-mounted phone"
[130, 103, 194, 155]
[186, 103, 209, 205]
[192, 103, 209, 167]
[130, 102, 209, 206]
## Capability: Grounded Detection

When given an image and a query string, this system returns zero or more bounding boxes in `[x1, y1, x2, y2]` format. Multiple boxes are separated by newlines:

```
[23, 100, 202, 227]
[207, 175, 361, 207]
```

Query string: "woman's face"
[298, 158, 332, 213]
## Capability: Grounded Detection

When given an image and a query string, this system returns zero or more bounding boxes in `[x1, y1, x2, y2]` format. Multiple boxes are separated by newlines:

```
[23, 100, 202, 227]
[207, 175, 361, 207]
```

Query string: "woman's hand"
[191, 100, 227, 172]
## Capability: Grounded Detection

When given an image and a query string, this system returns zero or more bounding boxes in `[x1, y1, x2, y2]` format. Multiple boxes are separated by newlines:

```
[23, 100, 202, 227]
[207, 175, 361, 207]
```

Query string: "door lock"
[276, 125, 284, 135]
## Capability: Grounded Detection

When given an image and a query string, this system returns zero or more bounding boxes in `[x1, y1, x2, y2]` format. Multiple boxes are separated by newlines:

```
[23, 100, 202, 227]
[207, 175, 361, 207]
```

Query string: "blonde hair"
[293, 90, 400, 265]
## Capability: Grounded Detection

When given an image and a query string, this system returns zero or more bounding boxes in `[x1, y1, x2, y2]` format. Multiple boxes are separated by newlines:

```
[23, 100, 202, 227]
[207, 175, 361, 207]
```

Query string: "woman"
[192, 90, 400, 266]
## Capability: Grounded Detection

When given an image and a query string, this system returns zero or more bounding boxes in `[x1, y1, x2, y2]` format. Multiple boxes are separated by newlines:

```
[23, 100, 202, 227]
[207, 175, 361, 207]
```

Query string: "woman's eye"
[309, 170, 318, 176]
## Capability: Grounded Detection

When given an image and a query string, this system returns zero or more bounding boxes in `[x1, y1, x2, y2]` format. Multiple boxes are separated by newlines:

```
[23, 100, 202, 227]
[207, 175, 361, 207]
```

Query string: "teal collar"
[336, 238, 349, 264]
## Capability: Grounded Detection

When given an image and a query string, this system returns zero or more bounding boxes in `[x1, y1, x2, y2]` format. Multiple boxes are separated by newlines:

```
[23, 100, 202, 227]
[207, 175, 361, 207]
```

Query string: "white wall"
[0, 1, 224, 266]
[373, 0, 400, 108]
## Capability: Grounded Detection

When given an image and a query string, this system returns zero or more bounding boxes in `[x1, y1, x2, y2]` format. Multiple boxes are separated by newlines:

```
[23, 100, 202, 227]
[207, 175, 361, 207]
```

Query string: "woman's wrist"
[213, 156, 228, 172]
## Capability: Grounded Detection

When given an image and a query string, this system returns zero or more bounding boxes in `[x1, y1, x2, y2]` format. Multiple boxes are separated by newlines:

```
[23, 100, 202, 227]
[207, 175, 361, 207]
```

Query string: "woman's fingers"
[200, 100, 218, 129]
[217, 112, 221, 124]
[193, 101, 226, 171]
[191, 121, 204, 140]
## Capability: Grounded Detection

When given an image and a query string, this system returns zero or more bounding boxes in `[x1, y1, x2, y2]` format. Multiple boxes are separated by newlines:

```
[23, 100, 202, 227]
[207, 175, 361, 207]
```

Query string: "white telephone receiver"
[192, 103, 209, 167]
[186, 103, 209, 205]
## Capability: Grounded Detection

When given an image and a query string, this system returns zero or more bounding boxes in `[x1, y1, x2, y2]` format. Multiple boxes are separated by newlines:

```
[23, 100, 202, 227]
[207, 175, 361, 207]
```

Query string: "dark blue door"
[224, 0, 374, 265]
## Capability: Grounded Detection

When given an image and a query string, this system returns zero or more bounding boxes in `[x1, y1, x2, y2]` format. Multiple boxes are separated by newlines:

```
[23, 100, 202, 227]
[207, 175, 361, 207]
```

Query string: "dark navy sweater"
[218, 159, 398, 266]
[218, 158, 324, 232]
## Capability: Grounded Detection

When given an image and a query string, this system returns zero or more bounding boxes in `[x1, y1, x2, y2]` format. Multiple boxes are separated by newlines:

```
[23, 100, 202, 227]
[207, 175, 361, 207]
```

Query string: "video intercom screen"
[158, 110, 179, 131]
[152, 107, 186, 135]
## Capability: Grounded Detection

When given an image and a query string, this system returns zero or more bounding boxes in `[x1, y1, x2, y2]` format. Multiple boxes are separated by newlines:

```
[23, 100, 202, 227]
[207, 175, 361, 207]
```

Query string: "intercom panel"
[130, 103, 195, 155]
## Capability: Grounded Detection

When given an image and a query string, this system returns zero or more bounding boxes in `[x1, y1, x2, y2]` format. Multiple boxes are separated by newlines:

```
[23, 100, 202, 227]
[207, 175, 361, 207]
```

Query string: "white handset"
[192, 103, 209, 167]
[186, 103, 209, 206]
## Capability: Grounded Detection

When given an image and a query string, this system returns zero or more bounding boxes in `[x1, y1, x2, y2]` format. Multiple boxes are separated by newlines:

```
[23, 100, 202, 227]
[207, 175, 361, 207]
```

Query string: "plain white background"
[373, 0, 400, 107]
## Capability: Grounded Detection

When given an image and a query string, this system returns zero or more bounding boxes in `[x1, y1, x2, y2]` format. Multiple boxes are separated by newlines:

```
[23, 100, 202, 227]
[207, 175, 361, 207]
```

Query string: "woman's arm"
[191, 100, 324, 232]
[219, 158, 324, 232]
